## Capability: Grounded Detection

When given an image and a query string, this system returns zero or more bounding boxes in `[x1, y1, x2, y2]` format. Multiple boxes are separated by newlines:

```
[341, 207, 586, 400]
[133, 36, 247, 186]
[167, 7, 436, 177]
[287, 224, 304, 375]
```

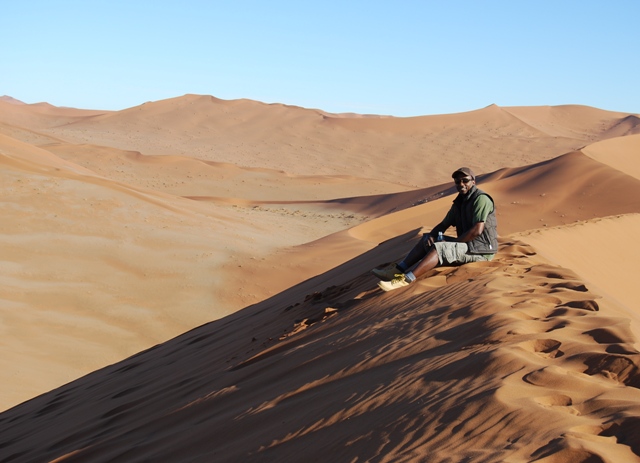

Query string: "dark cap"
[451, 167, 475, 179]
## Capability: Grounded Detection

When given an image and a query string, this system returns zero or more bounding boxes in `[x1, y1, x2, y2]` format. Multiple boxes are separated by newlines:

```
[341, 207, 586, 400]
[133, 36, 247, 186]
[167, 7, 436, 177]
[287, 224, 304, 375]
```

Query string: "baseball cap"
[451, 167, 475, 179]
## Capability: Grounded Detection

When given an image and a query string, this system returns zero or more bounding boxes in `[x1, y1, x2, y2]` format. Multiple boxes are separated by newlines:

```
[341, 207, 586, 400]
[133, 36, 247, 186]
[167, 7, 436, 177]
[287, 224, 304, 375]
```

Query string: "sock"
[404, 271, 416, 282]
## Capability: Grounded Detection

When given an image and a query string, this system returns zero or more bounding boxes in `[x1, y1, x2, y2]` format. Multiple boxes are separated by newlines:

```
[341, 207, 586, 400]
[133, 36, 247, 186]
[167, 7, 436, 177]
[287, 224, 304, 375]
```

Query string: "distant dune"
[0, 95, 638, 462]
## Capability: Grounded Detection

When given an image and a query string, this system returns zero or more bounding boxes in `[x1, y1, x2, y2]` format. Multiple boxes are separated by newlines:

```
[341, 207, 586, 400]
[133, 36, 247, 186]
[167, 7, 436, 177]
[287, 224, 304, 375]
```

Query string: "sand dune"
[2, 238, 639, 462]
[583, 133, 640, 180]
[3, 95, 634, 187]
[41, 142, 412, 200]
[0, 95, 638, 461]
[513, 214, 639, 329]
[346, 148, 640, 245]
[0, 129, 391, 409]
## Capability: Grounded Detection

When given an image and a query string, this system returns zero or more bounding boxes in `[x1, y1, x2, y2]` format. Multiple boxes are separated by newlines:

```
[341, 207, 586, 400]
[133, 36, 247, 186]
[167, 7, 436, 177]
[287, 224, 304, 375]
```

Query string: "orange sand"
[0, 95, 638, 462]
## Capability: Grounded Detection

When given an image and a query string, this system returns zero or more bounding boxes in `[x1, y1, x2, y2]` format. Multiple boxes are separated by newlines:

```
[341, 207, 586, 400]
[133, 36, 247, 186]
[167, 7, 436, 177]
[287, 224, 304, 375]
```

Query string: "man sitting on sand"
[372, 167, 498, 291]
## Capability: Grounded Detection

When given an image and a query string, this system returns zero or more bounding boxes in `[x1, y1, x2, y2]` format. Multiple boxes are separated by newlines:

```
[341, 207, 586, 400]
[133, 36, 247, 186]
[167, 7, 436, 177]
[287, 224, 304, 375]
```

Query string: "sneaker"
[371, 263, 402, 281]
[377, 274, 411, 292]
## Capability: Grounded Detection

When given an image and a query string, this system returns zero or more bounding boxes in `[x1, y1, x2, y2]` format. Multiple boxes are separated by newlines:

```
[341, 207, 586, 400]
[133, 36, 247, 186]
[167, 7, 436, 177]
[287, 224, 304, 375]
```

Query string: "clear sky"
[2, 0, 639, 116]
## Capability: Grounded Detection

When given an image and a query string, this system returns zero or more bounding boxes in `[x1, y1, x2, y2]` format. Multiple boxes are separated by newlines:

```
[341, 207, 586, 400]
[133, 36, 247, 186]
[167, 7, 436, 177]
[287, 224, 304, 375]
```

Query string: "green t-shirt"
[473, 194, 494, 223]
[442, 194, 494, 227]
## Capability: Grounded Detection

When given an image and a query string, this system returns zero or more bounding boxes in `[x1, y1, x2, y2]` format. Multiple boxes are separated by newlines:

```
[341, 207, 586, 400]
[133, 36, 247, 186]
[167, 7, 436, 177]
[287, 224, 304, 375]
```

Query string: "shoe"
[371, 263, 402, 281]
[378, 274, 411, 292]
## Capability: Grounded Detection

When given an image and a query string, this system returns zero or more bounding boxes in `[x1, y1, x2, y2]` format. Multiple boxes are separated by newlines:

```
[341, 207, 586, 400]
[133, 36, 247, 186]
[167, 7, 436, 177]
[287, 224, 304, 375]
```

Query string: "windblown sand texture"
[0, 94, 639, 462]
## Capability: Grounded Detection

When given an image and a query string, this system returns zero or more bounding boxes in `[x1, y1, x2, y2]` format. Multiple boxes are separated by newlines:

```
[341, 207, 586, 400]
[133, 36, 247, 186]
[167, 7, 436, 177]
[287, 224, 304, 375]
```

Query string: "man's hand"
[423, 233, 436, 247]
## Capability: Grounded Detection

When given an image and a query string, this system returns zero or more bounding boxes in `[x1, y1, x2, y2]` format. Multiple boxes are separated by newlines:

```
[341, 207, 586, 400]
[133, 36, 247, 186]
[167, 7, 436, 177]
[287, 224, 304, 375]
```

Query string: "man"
[372, 167, 498, 291]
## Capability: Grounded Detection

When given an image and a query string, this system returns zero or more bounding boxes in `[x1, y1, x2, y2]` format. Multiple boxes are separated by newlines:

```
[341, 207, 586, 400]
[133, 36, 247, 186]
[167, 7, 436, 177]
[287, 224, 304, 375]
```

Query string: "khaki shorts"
[433, 242, 494, 266]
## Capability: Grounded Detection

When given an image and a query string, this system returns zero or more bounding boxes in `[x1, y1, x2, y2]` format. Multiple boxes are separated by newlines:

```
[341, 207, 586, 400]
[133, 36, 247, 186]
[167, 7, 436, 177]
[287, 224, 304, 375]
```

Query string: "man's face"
[454, 174, 475, 194]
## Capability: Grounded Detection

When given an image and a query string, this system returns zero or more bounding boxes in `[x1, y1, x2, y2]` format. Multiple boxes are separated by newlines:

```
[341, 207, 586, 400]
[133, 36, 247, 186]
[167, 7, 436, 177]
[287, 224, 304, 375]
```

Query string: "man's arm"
[455, 221, 485, 242]
[426, 206, 455, 240]
[423, 221, 450, 246]
[424, 220, 484, 245]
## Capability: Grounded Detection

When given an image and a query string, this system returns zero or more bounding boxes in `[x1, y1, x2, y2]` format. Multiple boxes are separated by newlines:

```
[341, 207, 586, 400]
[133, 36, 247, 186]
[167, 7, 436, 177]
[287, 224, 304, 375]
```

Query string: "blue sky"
[2, 1, 638, 116]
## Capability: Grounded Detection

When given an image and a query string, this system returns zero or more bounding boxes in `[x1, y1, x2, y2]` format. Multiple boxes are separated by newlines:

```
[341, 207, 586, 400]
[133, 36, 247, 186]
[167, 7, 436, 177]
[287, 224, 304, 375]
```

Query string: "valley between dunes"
[0, 94, 639, 462]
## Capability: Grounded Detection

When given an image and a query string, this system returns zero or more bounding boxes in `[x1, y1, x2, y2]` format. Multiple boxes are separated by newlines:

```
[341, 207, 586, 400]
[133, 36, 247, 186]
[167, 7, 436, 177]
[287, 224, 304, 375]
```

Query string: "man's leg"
[377, 246, 440, 291]
[409, 247, 440, 278]
[400, 236, 431, 269]
[371, 235, 431, 280]
[379, 242, 481, 292]
[411, 242, 491, 279]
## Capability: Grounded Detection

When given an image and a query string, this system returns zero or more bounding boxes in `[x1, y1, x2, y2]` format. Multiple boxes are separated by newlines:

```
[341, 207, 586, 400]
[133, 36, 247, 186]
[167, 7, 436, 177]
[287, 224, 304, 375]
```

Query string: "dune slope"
[1, 238, 639, 462]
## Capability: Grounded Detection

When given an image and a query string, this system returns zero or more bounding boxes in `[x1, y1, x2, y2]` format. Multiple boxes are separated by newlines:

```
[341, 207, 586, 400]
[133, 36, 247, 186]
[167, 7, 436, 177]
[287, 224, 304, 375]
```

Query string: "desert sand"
[0, 94, 639, 462]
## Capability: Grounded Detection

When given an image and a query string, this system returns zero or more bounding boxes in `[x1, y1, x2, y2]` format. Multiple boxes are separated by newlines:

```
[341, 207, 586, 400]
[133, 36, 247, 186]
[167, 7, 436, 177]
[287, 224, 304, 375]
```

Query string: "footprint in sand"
[503, 264, 531, 276]
[557, 300, 599, 312]
[517, 338, 564, 359]
[533, 394, 573, 407]
[585, 327, 640, 354]
[499, 241, 538, 258]
[547, 281, 589, 293]
[545, 320, 570, 333]
[584, 327, 626, 344]
[583, 353, 640, 387]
